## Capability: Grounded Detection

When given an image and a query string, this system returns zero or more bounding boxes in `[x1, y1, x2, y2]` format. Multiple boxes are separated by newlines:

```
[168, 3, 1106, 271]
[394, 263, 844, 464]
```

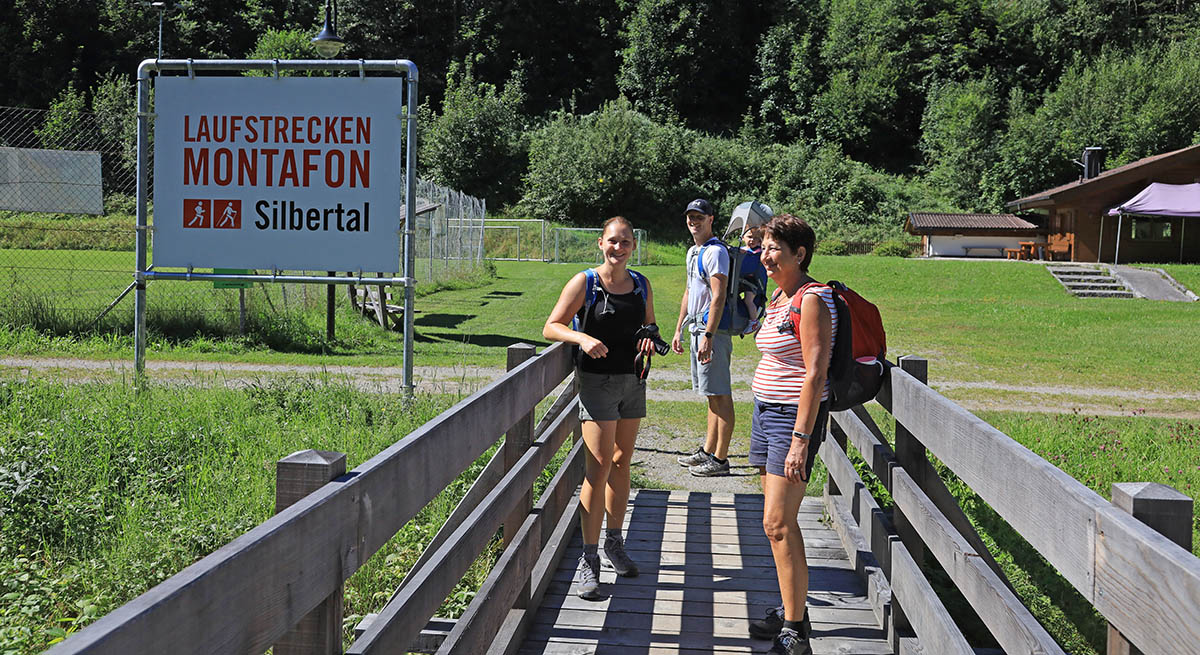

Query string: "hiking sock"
[783, 620, 805, 633]
[583, 543, 599, 557]
[606, 528, 622, 541]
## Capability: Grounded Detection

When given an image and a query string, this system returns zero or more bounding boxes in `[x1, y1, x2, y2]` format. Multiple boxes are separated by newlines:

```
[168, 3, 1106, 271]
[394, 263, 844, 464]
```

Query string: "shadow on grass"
[414, 313, 475, 329]
[415, 331, 549, 349]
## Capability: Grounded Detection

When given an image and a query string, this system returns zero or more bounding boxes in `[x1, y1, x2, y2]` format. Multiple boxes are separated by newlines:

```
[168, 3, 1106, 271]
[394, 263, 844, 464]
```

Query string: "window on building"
[1131, 218, 1172, 240]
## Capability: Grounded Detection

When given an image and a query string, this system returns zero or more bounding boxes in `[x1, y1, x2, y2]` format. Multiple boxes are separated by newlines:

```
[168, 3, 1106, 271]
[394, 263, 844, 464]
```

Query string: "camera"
[635, 323, 671, 355]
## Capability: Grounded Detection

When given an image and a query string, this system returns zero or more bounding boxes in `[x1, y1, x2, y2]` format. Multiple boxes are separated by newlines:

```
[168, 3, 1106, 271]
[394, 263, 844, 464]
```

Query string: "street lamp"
[142, 1, 170, 59]
[312, 0, 344, 58]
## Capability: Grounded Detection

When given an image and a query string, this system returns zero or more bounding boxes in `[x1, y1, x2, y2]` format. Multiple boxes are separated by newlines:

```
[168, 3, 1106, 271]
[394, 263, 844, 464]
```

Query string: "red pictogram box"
[213, 200, 242, 229]
[183, 199, 212, 228]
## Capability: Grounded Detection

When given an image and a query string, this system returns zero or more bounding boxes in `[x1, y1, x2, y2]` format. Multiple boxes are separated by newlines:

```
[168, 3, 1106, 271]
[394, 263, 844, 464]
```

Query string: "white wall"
[927, 235, 1036, 257]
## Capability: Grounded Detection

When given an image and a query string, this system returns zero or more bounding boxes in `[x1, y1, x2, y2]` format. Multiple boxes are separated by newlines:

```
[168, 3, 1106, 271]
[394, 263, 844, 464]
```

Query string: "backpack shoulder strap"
[628, 268, 648, 301]
[696, 237, 725, 281]
[582, 268, 599, 309]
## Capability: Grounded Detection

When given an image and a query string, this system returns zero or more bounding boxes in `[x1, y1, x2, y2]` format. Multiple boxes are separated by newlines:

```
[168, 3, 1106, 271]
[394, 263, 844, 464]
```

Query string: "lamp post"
[312, 0, 344, 58]
[142, 1, 170, 59]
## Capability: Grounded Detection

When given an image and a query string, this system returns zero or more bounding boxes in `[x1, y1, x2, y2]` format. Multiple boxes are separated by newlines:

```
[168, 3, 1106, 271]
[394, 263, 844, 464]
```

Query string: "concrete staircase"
[1047, 264, 1135, 298]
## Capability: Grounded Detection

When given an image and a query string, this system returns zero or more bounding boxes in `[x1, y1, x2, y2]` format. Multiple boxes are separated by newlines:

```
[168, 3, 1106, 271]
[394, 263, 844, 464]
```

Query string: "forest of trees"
[4, 0, 1200, 239]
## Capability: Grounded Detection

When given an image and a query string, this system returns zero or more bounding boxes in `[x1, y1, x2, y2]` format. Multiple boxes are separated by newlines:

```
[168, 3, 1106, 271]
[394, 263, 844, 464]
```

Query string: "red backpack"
[788, 281, 887, 411]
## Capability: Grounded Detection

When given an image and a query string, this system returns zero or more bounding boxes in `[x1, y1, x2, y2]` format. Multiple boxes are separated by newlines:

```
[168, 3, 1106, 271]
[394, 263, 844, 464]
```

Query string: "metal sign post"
[134, 58, 419, 396]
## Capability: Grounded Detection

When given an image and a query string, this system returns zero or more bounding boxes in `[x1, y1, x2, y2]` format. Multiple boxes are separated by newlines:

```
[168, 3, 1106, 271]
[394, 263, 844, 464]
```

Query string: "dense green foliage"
[5, 1, 1200, 239]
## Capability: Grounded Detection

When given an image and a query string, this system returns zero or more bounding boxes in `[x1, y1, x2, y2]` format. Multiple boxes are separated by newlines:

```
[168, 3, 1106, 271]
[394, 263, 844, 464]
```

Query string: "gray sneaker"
[603, 533, 639, 577]
[677, 447, 710, 467]
[690, 455, 730, 477]
[575, 554, 601, 600]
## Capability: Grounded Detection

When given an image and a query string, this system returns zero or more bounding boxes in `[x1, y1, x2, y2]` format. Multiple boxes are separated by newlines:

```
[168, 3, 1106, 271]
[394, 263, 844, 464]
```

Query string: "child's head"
[742, 226, 763, 250]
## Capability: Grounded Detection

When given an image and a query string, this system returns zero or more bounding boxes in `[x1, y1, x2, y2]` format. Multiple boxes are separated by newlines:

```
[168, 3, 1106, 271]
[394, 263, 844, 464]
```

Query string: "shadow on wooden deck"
[520, 490, 894, 654]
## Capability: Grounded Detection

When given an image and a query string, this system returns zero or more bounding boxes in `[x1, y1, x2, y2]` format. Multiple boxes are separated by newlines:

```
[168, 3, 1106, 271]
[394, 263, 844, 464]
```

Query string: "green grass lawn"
[4, 251, 1198, 397]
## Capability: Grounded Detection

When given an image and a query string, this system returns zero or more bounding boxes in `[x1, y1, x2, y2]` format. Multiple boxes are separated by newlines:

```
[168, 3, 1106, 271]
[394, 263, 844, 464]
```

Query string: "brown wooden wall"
[1047, 167, 1200, 263]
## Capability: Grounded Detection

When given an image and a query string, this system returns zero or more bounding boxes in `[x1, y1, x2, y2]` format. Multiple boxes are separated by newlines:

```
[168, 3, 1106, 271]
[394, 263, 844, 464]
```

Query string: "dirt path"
[4, 355, 1198, 415]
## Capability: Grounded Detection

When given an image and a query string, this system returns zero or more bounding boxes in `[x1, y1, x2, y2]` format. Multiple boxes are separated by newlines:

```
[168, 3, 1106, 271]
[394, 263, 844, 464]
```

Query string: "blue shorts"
[749, 399, 828, 479]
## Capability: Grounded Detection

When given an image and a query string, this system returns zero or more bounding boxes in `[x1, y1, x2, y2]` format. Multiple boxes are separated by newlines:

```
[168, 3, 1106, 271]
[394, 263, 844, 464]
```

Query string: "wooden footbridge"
[47, 343, 1200, 655]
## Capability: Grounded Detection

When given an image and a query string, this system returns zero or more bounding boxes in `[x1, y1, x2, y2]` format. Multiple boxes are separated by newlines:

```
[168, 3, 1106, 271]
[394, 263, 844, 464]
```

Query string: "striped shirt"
[752, 285, 839, 404]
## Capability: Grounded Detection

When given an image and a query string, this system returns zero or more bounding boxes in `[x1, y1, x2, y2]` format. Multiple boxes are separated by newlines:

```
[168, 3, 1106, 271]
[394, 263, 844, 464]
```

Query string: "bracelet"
[791, 431, 811, 441]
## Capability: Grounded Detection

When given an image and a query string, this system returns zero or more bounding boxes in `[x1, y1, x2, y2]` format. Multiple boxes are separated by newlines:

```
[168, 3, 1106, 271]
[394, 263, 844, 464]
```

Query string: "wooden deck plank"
[515, 492, 894, 655]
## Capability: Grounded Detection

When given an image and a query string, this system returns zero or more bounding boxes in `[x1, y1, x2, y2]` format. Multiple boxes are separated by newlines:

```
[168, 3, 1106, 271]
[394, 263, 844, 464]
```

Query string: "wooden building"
[905, 213, 1043, 258]
[1006, 143, 1200, 263]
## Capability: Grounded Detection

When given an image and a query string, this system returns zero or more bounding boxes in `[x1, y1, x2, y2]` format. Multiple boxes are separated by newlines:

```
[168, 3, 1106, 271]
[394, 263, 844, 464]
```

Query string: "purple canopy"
[1107, 182, 1200, 217]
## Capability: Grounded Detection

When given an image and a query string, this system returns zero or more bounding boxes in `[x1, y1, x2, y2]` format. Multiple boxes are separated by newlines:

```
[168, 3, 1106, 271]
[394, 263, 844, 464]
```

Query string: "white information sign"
[153, 76, 404, 271]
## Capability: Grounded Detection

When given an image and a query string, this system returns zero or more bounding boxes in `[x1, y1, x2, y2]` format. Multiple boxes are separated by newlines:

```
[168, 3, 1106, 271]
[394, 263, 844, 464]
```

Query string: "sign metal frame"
[133, 59, 419, 394]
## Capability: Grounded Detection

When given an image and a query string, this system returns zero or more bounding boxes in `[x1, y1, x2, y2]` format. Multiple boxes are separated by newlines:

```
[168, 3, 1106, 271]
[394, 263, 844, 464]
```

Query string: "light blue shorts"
[689, 331, 732, 396]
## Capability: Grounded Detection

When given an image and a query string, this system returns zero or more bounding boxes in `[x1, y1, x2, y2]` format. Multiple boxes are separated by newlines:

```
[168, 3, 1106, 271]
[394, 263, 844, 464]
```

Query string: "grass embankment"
[0, 377, 571, 654]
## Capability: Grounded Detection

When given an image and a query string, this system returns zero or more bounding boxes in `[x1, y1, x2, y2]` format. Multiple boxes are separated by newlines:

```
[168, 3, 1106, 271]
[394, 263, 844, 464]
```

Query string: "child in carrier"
[740, 226, 766, 335]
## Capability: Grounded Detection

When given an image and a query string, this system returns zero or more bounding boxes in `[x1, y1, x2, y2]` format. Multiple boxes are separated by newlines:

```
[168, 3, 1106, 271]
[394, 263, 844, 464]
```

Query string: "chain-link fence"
[0, 103, 487, 338]
[477, 219, 646, 265]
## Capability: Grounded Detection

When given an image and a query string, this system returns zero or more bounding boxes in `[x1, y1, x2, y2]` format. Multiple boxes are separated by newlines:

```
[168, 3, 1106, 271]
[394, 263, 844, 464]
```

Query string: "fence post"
[826, 418, 848, 496]
[273, 449, 348, 655]
[1106, 482, 1194, 655]
[892, 356, 929, 568]
[503, 343, 537, 608]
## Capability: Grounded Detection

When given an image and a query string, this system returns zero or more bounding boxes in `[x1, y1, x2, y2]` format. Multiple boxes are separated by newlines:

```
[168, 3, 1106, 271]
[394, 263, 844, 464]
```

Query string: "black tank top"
[577, 275, 646, 375]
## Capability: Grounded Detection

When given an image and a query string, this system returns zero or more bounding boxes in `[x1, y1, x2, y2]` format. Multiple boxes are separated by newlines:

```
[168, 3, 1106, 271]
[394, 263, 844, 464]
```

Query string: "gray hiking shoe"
[689, 455, 730, 477]
[751, 606, 810, 640]
[749, 605, 784, 639]
[603, 533, 639, 577]
[575, 554, 601, 600]
[677, 447, 709, 467]
[768, 627, 813, 655]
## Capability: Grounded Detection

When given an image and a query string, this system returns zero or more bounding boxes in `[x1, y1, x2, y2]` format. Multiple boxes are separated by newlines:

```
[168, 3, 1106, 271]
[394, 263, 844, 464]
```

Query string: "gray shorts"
[577, 371, 647, 421]
[689, 331, 732, 396]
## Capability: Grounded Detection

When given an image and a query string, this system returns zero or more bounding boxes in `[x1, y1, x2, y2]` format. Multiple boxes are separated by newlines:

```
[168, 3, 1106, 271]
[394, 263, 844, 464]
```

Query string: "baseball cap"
[685, 198, 714, 216]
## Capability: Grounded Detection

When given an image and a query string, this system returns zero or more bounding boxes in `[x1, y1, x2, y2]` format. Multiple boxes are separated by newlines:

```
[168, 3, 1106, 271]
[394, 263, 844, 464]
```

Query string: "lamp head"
[312, 0, 344, 58]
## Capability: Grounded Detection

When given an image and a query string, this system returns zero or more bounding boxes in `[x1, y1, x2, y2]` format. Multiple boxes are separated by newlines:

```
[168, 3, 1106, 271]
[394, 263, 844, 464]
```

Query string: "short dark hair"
[764, 213, 816, 271]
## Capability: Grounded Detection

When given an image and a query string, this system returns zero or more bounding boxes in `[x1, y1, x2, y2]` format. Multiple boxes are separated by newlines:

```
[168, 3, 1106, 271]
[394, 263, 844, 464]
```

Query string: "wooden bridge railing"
[47, 341, 580, 655]
[821, 355, 1200, 655]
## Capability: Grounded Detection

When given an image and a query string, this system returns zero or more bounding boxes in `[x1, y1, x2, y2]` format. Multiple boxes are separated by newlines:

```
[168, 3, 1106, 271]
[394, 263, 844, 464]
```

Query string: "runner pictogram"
[183, 199, 212, 228]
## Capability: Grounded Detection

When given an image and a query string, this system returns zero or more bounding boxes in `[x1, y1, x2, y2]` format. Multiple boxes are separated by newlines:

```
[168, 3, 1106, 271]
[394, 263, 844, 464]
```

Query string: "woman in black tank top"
[542, 217, 660, 599]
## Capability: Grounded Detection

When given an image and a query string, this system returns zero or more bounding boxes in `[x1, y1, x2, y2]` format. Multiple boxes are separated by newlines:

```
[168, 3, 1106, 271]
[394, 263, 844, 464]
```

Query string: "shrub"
[817, 238, 849, 256]
[872, 239, 915, 257]
[421, 62, 527, 206]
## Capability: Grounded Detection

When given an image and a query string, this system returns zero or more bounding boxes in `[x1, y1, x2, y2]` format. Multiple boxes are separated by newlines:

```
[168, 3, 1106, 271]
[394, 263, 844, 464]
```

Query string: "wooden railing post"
[1106, 482, 1194, 655]
[827, 418, 848, 496]
[892, 355, 928, 567]
[503, 343, 537, 608]
[274, 449, 347, 655]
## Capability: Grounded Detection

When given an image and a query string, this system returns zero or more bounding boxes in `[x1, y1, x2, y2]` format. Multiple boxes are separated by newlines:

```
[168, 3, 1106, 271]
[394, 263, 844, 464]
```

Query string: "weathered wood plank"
[888, 368, 1103, 596]
[350, 375, 580, 655]
[833, 406, 1010, 591]
[1093, 505, 1200, 655]
[487, 439, 583, 655]
[890, 469, 1064, 655]
[440, 495, 541, 654]
[823, 486, 892, 630]
[888, 537, 970, 653]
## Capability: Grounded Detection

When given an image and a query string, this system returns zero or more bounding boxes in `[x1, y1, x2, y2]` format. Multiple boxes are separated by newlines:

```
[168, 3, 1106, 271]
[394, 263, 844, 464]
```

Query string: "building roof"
[905, 212, 1039, 233]
[1006, 142, 1200, 210]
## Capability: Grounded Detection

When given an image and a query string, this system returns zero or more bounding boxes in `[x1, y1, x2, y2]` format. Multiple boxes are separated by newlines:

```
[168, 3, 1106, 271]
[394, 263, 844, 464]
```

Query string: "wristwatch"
[703, 331, 713, 339]
[792, 431, 811, 441]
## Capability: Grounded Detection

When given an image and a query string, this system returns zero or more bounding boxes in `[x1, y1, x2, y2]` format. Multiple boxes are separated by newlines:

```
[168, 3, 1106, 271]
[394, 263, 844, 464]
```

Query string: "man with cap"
[671, 198, 735, 476]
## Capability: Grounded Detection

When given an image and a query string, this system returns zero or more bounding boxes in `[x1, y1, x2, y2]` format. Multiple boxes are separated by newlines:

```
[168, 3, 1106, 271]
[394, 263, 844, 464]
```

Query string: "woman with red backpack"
[746, 213, 838, 655]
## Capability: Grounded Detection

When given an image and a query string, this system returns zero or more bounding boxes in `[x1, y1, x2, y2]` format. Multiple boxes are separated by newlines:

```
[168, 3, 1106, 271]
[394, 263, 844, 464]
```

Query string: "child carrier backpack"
[573, 267, 649, 333]
[695, 238, 767, 336]
[786, 281, 887, 411]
